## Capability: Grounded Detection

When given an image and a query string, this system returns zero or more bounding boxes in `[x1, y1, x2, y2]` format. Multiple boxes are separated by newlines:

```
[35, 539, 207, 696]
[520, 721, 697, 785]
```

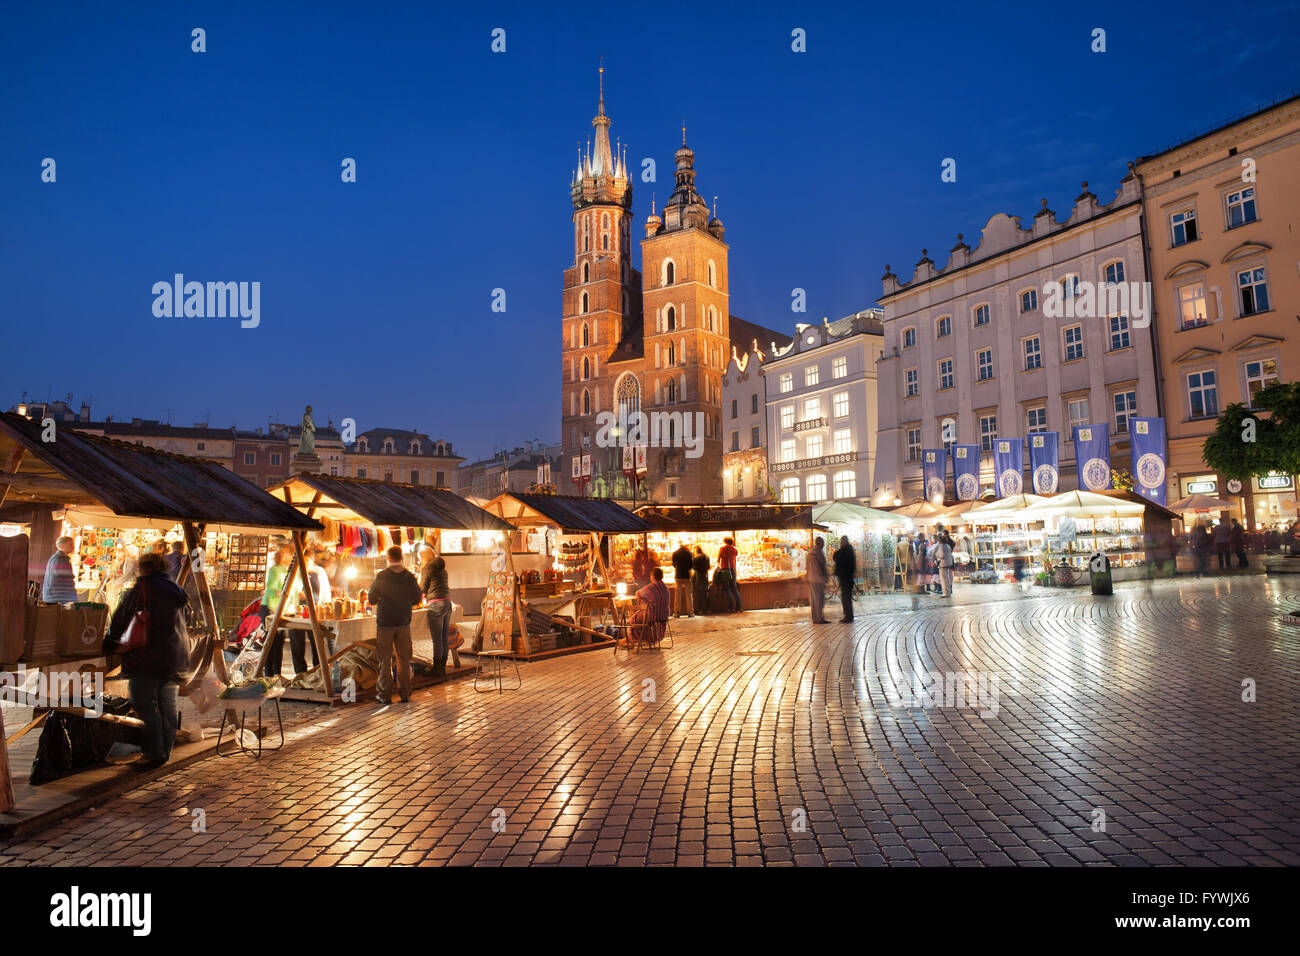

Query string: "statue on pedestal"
[298, 405, 317, 458]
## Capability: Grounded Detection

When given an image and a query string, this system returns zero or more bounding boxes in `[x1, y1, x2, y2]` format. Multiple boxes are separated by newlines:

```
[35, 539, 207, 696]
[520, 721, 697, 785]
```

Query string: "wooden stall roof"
[634, 503, 815, 532]
[0, 412, 321, 531]
[485, 493, 651, 533]
[269, 473, 513, 532]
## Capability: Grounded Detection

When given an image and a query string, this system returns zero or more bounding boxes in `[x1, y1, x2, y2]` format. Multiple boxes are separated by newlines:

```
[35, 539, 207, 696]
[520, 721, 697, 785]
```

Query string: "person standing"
[104, 543, 139, 614]
[832, 535, 857, 622]
[894, 533, 912, 594]
[670, 541, 694, 617]
[806, 536, 829, 623]
[418, 545, 452, 679]
[367, 546, 423, 704]
[164, 541, 185, 580]
[1230, 519, 1248, 570]
[716, 537, 743, 612]
[260, 543, 297, 679]
[1212, 520, 1231, 570]
[42, 535, 78, 603]
[102, 551, 190, 768]
[691, 545, 711, 615]
[937, 530, 955, 598]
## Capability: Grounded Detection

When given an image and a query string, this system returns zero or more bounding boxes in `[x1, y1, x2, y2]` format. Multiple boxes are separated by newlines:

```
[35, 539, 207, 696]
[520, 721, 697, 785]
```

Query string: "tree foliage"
[1202, 382, 1300, 481]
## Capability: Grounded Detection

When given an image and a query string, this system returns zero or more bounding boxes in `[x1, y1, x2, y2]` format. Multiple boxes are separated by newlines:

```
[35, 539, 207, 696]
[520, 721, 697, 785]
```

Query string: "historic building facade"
[1134, 94, 1300, 528]
[721, 341, 769, 502]
[558, 73, 784, 503]
[346, 427, 462, 487]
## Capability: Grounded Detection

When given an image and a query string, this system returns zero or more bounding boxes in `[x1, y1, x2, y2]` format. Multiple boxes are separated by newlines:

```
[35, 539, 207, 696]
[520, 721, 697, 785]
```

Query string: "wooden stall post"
[290, 531, 333, 695]
[181, 521, 228, 683]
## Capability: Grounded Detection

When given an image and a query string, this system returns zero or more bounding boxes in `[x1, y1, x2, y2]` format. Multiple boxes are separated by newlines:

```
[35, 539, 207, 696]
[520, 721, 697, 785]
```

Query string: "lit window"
[976, 348, 994, 381]
[781, 438, 796, 462]
[1113, 391, 1137, 434]
[1063, 325, 1085, 362]
[780, 477, 800, 502]
[832, 356, 847, 379]
[1109, 315, 1130, 351]
[1024, 336, 1041, 371]
[780, 405, 794, 429]
[805, 365, 820, 386]
[833, 392, 850, 418]
[806, 435, 823, 458]
[1171, 208, 1198, 246]
[805, 474, 827, 501]
[833, 470, 856, 498]
[938, 359, 954, 390]
[1226, 187, 1257, 228]
[1238, 267, 1270, 315]
[804, 397, 821, 420]
[834, 428, 851, 454]
[779, 372, 792, 393]
[1178, 282, 1208, 329]
[905, 368, 919, 397]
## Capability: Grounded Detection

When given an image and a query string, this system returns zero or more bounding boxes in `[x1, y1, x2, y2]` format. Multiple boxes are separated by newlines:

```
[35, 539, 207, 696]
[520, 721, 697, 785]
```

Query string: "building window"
[582, 389, 591, 415]
[1063, 325, 1085, 362]
[330, 466, 338, 476]
[581, 292, 589, 314]
[356, 465, 366, 478]
[779, 372, 792, 393]
[1187, 369, 1218, 419]
[582, 357, 591, 380]
[730, 430, 740, 452]
[1060, 274, 1079, 300]
[780, 477, 800, 503]
[976, 348, 994, 381]
[750, 393, 759, 415]
[411, 469, 421, 483]
[1171, 208, 1198, 246]
[906, 428, 921, 462]
[270, 452, 282, 466]
[1020, 289, 1037, 314]
[730, 399, 738, 419]
[1237, 266, 1270, 315]
[664, 260, 675, 286]
[751, 425, 761, 448]
[667, 480, 678, 499]
[780, 405, 794, 429]
[665, 306, 676, 331]
[973, 304, 990, 327]
[805, 365, 820, 386]
[1225, 187, 1256, 228]
[435, 470, 445, 485]
[583, 262, 590, 283]
[806, 435, 823, 459]
[733, 470, 744, 498]
[1113, 390, 1137, 434]
[1103, 260, 1125, 285]
[781, 438, 796, 462]
[833, 428, 851, 454]
[1108, 314, 1131, 351]
[905, 367, 919, 397]
[1178, 282, 1209, 329]
[1023, 335, 1042, 371]
[1067, 398, 1089, 434]
[938, 358, 954, 390]
[832, 392, 849, 419]
[1027, 406, 1047, 434]
[903, 328, 917, 348]
[805, 474, 827, 501]
[834, 470, 856, 498]
[804, 397, 821, 420]
[243, 452, 255, 465]
[832, 356, 847, 379]
[707, 260, 716, 287]
[936, 315, 951, 338]
[1245, 358, 1279, 405]
[196, 442, 205, 451]
[979, 415, 997, 452]
[582, 323, 589, 347]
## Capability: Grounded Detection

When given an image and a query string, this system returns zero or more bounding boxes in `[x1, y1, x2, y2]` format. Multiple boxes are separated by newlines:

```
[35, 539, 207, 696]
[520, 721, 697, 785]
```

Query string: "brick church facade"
[559, 71, 786, 502]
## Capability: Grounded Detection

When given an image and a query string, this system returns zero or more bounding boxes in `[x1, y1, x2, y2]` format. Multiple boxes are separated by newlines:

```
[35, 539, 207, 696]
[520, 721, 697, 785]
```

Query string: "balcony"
[793, 417, 827, 433]
[772, 451, 856, 473]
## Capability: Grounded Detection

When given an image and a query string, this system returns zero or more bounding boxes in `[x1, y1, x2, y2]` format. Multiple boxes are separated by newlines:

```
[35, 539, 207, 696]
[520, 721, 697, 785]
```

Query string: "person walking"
[260, 543, 297, 679]
[366, 546, 423, 704]
[104, 543, 140, 614]
[1212, 520, 1231, 570]
[1230, 519, 1248, 570]
[671, 541, 694, 617]
[42, 535, 78, 603]
[418, 545, 452, 679]
[937, 530, 955, 598]
[717, 537, 743, 613]
[102, 551, 190, 768]
[1190, 521, 1208, 576]
[832, 535, 857, 622]
[691, 545, 711, 615]
[807, 536, 829, 623]
[894, 533, 912, 594]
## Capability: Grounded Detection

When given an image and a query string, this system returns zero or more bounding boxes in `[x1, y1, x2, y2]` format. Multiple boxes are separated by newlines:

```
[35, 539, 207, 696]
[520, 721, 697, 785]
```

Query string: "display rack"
[220, 533, 270, 631]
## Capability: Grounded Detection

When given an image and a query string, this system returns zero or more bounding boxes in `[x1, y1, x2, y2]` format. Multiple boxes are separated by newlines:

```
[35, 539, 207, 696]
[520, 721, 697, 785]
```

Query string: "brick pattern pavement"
[2, 577, 1298, 866]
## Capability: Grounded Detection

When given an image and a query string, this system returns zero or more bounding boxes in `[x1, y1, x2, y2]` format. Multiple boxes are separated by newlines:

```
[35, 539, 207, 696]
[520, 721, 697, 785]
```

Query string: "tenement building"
[872, 179, 1159, 504]
[1134, 93, 1300, 528]
[558, 70, 784, 502]
[721, 340, 769, 502]
[765, 311, 884, 505]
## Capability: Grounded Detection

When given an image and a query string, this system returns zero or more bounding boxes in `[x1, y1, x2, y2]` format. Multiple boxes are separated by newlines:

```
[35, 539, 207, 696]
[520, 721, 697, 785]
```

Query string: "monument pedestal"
[291, 453, 322, 475]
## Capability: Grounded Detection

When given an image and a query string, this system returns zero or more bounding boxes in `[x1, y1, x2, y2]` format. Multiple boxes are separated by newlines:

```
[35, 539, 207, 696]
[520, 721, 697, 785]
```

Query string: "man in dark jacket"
[1230, 519, 1248, 569]
[1212, 520, 1231, 570]
[832, 536, 857, 622]
[690, 546, 711, 615]
[807, 537, 829, 623]
[103, 551, 191, 767]
[1191, 521, 1209, 576]
[366, 546, 423, 704]
[671, 542, 694, 618]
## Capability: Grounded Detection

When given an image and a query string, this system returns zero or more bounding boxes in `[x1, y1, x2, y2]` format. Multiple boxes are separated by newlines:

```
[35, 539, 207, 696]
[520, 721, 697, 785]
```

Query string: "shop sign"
[1255, 473, 1293, 492]
[1185, 479, 1217, 495]
[1226, 479, 1242, 494]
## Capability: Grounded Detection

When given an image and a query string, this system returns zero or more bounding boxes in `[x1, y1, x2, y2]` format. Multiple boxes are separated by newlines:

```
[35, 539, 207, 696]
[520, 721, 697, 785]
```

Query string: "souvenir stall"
[933, 500, 982, 570]
[265, 474, 517, 696]
[965, 493, 1049, 580]
[1019, 490, 1177, 581]
[0, 412, 320, 821]
[813, 501, 899, 592]
[618, 503, 818, 609]
[481, 492, 651, 658]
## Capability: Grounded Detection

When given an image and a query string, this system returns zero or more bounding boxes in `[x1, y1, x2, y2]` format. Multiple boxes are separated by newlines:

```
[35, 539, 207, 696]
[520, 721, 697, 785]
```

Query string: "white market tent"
[1168, 493, 1232, 513]
[967, 493, 1048, 518]
[813, 501, 899, 526]
[1018, 490, 1146, 522]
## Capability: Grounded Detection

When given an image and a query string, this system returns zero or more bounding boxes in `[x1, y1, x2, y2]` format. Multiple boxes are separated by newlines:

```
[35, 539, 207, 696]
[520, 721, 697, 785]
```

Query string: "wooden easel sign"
[482, 569, 514, 651]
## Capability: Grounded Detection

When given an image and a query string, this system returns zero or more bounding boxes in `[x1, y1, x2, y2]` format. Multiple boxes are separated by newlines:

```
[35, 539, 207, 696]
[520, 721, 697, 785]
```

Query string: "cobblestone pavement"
[3, 576, 1298, 866]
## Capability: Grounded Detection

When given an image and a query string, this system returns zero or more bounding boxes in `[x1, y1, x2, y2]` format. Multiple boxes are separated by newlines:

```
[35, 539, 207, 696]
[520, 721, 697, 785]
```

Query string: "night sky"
[3, 0, 1296, 460]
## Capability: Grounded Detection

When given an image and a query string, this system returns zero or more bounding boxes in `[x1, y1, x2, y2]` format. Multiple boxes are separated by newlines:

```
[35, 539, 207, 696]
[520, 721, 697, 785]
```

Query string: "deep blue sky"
[3, 1, 1296, 460]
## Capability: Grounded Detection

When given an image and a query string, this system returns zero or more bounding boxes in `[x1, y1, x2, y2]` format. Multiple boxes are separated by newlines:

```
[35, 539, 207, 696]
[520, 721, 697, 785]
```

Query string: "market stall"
[813, 501, 899, 592]
[965, 493, 1049, 580]
[620, 503, 818, 609]
[265, 473, 517, 695]
[481, 492, 651, 658]
[0, 411, 321, 815]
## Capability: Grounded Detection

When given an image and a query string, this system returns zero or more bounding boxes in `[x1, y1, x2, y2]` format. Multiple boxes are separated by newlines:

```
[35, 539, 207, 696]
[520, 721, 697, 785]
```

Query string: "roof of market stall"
[813, 501, 899, 526]
[0, 412, 321, 531]
[485, 492, 651, 533]
[1168, 492, 1233, 513]
[269, 473, 513, 532]
[1017, 490, 1146, 521]
[967, 493, 1049, 517]
[888, 500, 944, 519]
[635, 502, 816, 532]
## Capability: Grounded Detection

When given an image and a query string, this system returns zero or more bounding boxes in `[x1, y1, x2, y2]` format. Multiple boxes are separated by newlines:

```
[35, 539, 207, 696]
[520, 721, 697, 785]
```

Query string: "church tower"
[560, 67, 641, 494]
[639, 132, 730, 502]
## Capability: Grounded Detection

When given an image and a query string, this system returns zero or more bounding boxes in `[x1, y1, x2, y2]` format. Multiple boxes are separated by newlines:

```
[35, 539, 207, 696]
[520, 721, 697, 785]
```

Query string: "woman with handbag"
[102, 551, 191, 768]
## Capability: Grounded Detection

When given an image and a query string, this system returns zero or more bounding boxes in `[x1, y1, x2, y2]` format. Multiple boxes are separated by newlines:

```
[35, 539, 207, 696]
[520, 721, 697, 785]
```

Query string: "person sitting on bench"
[631, 567, 671, 645]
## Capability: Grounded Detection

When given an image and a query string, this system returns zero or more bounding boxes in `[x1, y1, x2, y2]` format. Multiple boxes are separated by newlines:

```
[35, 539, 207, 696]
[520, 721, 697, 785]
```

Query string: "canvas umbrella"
[1168, 492, 1232, 513]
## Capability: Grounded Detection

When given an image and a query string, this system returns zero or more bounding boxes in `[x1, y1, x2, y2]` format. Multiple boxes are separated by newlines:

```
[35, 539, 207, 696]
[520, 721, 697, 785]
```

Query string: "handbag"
[117, 581, 150, 653]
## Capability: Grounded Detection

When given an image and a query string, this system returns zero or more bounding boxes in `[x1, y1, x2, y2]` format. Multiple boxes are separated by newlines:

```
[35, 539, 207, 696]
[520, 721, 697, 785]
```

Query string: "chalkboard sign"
[481, 570, 517, 652]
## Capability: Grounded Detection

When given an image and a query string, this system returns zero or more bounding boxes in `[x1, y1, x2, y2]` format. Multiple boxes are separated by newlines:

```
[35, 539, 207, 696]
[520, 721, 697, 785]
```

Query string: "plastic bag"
[186, 671, 227, 713]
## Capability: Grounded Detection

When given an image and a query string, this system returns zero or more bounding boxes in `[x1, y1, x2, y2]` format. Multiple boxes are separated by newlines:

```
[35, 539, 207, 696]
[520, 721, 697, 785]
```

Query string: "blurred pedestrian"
[717, 537, 742, 612]
[418, 545, 451, 679]
[1213, 520, 1231, 570]
[806, 536, 829, 623]
[832, 536, 856, 622]
[42, 535, 78, 603]
[671, 541, 694, 617]
[691, 545, 711, 615]
[1230, 519, 1248, 569]
[367, 545, 423, 704]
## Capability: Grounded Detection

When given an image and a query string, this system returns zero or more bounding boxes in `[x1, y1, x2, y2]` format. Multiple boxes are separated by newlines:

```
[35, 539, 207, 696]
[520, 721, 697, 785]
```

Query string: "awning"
[634, 503, 813, 532]
[268, 473, 513, 532]
[485, 493, 650, 533]
[813, 501, 899, 525]
[1018, 490, 1146, 521]
[1168, 492, 1233, 512]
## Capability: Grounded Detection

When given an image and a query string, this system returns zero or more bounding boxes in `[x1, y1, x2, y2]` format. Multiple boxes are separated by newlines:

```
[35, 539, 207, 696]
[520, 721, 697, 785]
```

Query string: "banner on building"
[1073, 424, 1111, 491]
[1028, 432, 1060, 494]
[1130, 417, 1167, 505]
[922, 448, 947, 504]
[571, 456, 581, 479]
[581, 454, 592, 478]
[622, 446, 635, 473]
[993, 439, 1024, 497]
[634, 444, 647, 473]
[951, 444, 981, 501]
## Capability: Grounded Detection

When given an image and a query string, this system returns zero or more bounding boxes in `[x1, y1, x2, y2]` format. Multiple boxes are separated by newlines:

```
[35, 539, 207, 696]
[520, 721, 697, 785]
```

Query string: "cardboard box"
[56, 604, 110, 658]
[23, 603, 62, 661]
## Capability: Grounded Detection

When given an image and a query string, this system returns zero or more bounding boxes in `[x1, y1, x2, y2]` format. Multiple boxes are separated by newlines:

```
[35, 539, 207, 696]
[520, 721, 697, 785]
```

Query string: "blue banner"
[1130, 417, 1167, 505]
[922, 448, 947, 503]
[1073, 423, 1111, 491]
[951, 444, 981, 501]
[1028, 432, 1060, 494]
[993, 438, 1024, 497]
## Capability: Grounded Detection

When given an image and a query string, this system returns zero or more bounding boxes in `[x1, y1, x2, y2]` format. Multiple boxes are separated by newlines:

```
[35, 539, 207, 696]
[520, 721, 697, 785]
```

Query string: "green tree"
[1202, 382, 1300, 481]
